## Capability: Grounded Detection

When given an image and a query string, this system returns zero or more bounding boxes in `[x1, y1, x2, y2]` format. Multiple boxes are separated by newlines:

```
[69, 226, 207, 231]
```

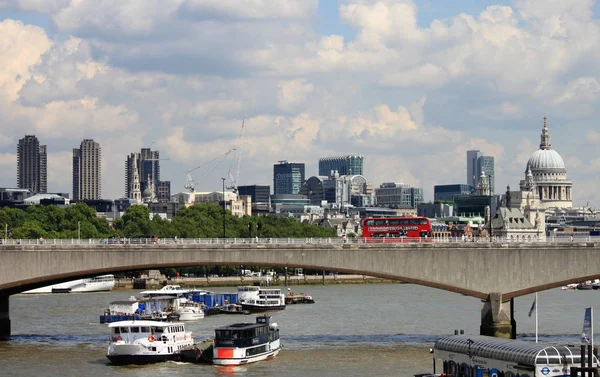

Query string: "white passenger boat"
[175, 301, 205, 321]
[107, 320, 194, 365]
[237, 286, 286, 312]
[22, 274, 115, 294]
[212, 315, 281, 366]
[140, 285, 189, 299]
[429, 334, 599, 376]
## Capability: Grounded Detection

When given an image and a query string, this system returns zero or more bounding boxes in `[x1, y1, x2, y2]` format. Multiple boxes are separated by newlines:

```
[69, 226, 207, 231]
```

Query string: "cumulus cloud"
[1, 1, 600, 204]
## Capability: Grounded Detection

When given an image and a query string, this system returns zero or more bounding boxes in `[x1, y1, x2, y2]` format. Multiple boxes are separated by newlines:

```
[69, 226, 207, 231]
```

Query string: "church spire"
[539, 116, 552, 150]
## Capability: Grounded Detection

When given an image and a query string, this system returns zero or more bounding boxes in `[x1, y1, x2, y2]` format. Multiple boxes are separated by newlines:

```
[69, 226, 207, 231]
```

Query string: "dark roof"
[215, 322, 264, 331]
[435, 335, 592, 366]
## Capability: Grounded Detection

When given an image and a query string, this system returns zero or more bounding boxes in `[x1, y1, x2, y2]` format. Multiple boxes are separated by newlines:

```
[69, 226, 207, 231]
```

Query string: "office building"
[17, 135, 47, 193]
[466, 150, 495, 194]
[125, 148, 163, 200]
[273, 161, 305, 195]
[318, 155, 364, 176]
[466, 150, 481, 189]
[73, 139, 101, 200]
[238, 185, 270, 204]
[374, 182, 423, 209]
[157, 181, 171, 202]
[434, 184, 474, 202]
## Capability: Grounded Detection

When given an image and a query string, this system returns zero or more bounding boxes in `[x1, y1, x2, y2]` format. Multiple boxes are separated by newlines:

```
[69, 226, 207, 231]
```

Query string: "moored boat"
[212, 315, 281, 366]
[107, 320, 194, 365]
[428, 334, 599, 376]
[22, 274, 115, 294]
[175, 301, 205, 321]
[237, 286, 285, 312]
[285, 288, 315, 304]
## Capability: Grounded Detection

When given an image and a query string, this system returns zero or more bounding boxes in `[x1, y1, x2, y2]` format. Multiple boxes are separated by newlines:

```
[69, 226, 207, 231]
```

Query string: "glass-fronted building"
[273, 161, 305, 195]
[318, 155, 364, 176]
[434, 184, 474, 202]
[238, 185, 271, 204]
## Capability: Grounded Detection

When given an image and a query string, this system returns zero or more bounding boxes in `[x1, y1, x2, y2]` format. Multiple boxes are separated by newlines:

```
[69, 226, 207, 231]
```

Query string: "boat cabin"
[109, 320, 189, 345]
[214, 315, 279, 350]
[433, 335, 599, 377]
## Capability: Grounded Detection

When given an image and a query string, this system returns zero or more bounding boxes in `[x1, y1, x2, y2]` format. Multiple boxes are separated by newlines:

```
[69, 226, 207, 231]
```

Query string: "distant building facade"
[375, 183, 423, 209]
[73, 139, 101, 200]
[300, 172, 373, 208]
[466, 150, 495, 194]
[318, 155, 364, 176]
[434, 184, 473, 202]
[238, 185, 270, 204]
[17, 135, 47, 193]
[125, 148, 162, 199]
[273, 161, 305, 195]
[417, 203, 454, 218]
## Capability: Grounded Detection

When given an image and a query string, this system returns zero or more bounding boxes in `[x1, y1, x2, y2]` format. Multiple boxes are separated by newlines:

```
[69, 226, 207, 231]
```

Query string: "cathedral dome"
[526, 117, 566, 172]
[527, 149, 565, 170]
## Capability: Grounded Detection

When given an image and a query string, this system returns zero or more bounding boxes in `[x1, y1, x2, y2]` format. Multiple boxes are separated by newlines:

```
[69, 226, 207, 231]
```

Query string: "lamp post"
[221, 177, 226, 239]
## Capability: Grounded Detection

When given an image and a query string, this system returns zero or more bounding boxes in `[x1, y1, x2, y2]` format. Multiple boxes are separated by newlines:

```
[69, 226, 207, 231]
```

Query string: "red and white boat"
[212, 315, 281, 366]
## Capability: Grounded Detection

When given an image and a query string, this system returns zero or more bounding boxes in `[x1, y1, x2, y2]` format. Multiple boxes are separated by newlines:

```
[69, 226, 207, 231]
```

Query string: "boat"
[175, 301, 205, 321]
[428, 334, 598, 376]
[22, 274, 115, 294]
[212, 315, 281, 366]
[106, 320, 194, 365]
[237, 286, 286, 312]
[140, 284, 189, 299]
[219, 303, 250, 315]
[285, 288, 315, 304]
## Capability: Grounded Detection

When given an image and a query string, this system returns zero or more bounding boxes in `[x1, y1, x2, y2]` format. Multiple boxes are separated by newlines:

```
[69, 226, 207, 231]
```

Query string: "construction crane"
[185, 148, 236, 193]
[226, 117, 246, 194]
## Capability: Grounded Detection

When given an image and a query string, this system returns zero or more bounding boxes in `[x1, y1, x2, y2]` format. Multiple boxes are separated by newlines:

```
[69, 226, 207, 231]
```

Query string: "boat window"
[151, 327, 163, 334]
[112, 328, 120, 334]
[119, 327, 129, 333]
[141, 327, 150, 332]
[130, 327, 140, 333]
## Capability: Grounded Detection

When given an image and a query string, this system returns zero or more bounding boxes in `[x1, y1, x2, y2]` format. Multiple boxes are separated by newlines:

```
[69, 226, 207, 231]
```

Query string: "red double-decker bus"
[361, 216, 433, 240]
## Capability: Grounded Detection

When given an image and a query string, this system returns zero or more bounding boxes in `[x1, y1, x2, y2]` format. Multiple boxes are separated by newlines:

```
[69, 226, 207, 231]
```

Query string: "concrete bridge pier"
[480, 292, 512, 338]
[0, 294, 9, 341]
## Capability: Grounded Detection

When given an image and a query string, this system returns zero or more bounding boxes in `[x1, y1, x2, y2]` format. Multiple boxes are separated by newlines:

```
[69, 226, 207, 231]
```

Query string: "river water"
[0, 283, 596, 376]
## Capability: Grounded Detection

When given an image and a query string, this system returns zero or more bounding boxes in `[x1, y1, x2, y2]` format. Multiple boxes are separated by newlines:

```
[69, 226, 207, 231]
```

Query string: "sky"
[1, 0, 600, 206]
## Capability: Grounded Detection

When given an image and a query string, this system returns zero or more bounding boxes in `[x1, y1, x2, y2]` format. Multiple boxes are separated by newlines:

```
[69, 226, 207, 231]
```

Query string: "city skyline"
[0, 2, 599, 205]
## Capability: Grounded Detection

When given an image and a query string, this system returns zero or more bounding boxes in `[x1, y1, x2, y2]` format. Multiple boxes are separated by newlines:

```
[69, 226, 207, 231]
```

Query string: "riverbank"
[114, 274, 396, 290]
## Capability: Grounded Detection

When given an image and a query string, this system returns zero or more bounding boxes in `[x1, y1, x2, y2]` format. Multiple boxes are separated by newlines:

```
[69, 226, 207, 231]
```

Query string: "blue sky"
[1, 0, 599, 206]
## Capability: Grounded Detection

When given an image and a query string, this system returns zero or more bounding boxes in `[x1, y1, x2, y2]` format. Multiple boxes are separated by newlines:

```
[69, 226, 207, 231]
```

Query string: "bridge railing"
[1, 235, 600, 246]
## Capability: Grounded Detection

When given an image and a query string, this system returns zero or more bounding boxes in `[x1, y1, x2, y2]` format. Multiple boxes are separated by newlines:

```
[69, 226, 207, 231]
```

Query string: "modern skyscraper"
[125, 148, 162, 199]
[17, 135, 47, 193]
[466, 150, 495, 194]
[318, 155, 364, 176]
[140, 148, 160, 194]
[477, 156, 495, 194]
[273, 161, 305, 195]
[73, 139, 101, 200]
[466, 150, 481, 189]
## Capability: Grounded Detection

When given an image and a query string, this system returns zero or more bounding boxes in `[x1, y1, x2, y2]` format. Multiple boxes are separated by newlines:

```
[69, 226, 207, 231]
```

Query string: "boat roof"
[108, 320, 185, 328]
[109, 301, 139, 305]
[435, 335, 596, 366]
[215, 322, 265, 331]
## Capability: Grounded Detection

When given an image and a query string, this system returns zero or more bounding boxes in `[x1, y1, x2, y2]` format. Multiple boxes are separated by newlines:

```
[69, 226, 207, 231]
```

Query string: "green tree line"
[0, 202, 336, 240]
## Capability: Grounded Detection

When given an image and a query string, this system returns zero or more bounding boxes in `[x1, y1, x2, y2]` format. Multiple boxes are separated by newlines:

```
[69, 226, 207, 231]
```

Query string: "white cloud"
[276, 79, 314, 112]
[1, 2, 600, 204]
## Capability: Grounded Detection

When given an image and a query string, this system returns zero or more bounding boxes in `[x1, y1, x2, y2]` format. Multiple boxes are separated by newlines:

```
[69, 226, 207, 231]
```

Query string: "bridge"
[2, 237, 600, 341]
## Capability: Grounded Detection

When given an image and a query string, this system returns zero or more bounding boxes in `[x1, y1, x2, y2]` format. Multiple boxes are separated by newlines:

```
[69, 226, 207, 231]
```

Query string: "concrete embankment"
[114, 274, 395, 290]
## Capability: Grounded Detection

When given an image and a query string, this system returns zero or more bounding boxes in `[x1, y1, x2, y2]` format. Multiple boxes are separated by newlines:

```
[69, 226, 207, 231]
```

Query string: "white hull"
[213, 344, 281, 366]
[22, 275, 115, 294]
[177, 311, 205, 321]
